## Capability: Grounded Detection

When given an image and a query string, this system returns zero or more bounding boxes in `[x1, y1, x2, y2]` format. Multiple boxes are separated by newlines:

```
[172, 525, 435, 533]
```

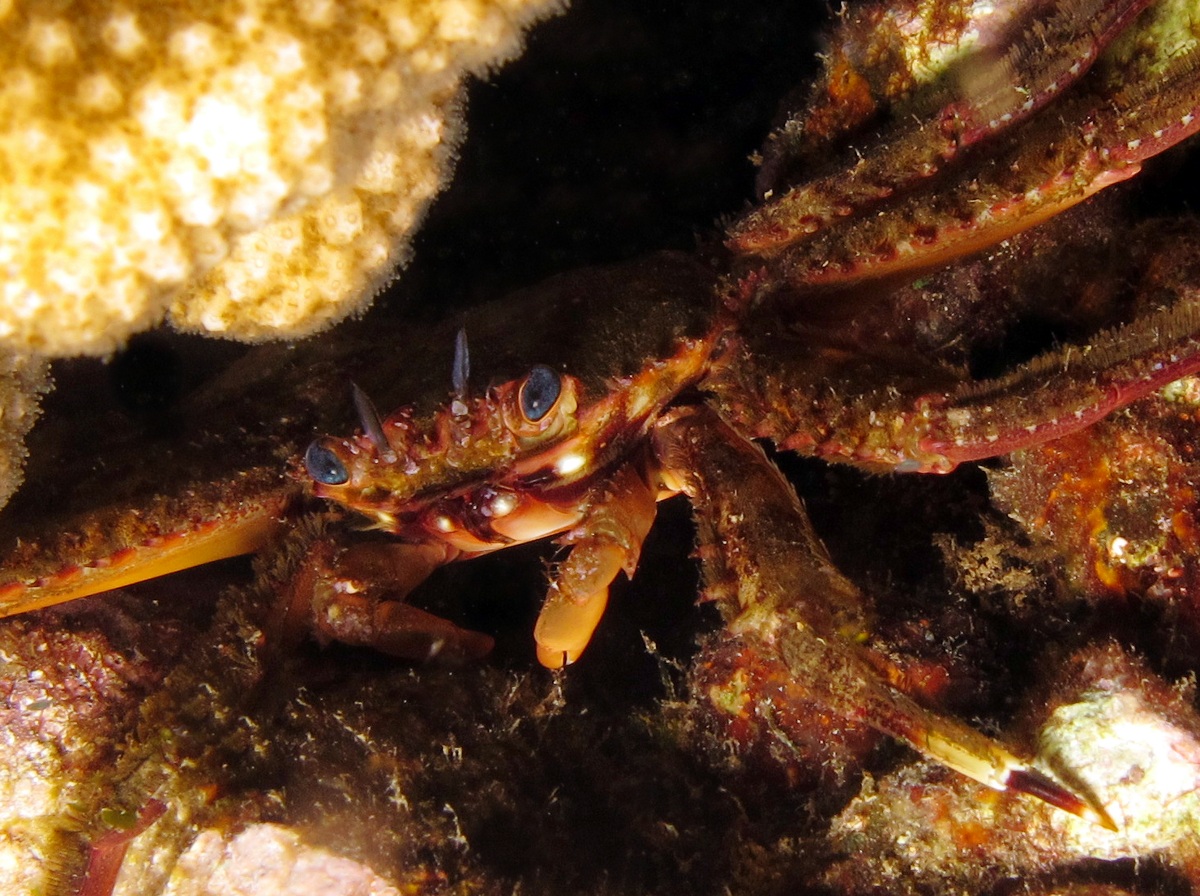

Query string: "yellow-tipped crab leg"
[0, 471, 289, 616]
[655, 403, 1115, 827]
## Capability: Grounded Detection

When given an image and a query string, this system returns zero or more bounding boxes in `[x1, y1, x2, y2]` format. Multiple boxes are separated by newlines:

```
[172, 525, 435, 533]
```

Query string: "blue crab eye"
[305, 439, 349, 485]
[519, 365, 561, 422]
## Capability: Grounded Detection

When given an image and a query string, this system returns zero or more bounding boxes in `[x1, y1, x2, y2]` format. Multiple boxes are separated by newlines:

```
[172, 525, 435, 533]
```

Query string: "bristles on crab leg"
[711, 248, 1200, 475]
[727, 0, 1156, 256]
[656, 404, 1115, 826]
[917, 283, 1200, 470]
[734, 20, 1200, 288]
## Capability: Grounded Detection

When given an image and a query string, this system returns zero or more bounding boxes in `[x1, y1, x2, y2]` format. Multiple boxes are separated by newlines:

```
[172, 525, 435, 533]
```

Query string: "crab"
[2, 0, 1200, 890]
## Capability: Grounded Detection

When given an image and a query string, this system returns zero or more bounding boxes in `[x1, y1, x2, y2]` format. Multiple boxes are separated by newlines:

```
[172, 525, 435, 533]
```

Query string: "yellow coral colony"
[0, 0, 564, 356]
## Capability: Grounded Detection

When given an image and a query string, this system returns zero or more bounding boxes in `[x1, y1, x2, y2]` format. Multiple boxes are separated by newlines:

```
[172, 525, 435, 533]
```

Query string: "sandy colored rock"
[160, 825, 403, 896]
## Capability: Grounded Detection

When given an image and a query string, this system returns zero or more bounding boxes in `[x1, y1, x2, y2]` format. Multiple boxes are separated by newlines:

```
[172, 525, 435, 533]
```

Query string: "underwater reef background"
[5, 0, 1200, 893]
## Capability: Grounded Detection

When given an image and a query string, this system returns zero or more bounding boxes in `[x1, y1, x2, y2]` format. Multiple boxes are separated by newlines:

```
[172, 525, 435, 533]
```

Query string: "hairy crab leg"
[0, 474, 289, 616]
[729, 17, 1200, 287]
[727, 0, 1155, 254]
[771, 56, 1200, 287]
[912, 291, 1200, 470]
[710, 268, 1200, 474]
[654, 404, 1116, 827]
[533, 461, 661, 668]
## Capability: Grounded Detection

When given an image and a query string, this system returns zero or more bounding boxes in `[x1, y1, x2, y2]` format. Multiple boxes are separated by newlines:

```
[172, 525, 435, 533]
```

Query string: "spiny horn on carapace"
[352, 382, 391, 458]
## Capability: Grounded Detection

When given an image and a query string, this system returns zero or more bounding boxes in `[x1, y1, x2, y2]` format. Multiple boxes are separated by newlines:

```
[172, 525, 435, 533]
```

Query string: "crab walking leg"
[727, 0, 1155, 255]
[912, 291, 1200, 470]
[77, 799, 167, 896]
[654, 404, 1115, 827]
[534, 462, 660, 668]
[712, 273, 1200, 475]
[0, 479, 289, 616]
[733, 33, 1200, 288]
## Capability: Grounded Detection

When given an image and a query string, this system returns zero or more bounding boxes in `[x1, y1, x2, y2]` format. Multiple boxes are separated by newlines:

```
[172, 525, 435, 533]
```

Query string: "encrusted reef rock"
[825, 643, 1200, 895]
[0, 0, 562, 356]
[0, 595, 202, 894]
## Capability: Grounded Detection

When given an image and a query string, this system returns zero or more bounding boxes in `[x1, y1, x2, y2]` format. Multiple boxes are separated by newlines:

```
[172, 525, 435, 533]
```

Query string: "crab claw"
[279, 538, 493, 664]
[534, 581, 610, 669]
[533, 464, 659, 668]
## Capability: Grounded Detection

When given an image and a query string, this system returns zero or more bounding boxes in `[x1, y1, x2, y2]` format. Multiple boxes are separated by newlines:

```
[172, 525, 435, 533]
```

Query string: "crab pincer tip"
[1005, 767, 1118, 831]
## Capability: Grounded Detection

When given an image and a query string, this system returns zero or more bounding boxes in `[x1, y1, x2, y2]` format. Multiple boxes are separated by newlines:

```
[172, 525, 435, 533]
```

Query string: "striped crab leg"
[709, 264, 1200, 475]
[728, 0, 1157, 255]
[654, 404, 1116, 827]
[728, 1, 1200, 289]
[0, 469, 289, 616]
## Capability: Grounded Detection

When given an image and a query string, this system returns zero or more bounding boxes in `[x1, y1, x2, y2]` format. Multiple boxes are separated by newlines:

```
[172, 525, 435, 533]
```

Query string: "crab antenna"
[351, 382, 390, 457]
[452, 327, 470, 399]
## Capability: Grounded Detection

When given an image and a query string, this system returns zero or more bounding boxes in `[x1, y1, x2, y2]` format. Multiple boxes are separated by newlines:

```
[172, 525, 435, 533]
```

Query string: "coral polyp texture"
[0, 352, 47, 508]
[0, 0, 562, 356]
